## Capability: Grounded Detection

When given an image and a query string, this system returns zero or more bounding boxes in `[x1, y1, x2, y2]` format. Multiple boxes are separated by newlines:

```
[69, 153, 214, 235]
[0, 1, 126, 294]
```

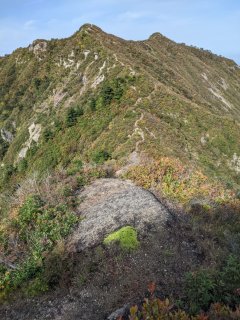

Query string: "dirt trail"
[133, 112, 145, 152]
[116, 112, 144, 176]
[116, 85, 158, 177]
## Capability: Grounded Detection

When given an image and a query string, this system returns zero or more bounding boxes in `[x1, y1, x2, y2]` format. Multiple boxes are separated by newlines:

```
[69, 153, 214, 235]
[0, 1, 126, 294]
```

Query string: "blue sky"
[1, 0, 240, 63]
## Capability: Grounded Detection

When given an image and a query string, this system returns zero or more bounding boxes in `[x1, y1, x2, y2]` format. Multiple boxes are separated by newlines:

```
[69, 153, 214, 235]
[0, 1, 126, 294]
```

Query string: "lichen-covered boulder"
[68, 178, 171, 252]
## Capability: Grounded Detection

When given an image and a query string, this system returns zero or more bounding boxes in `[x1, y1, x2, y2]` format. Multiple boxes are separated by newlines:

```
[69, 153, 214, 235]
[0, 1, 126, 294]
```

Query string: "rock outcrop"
[68, 178, 170, 252]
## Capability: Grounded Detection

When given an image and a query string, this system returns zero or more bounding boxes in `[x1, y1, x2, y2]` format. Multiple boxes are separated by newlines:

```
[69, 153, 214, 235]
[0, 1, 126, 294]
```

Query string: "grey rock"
[107, 304, 130, 320]
[1, 128, 13, 143]
[68, 178, 170, 252]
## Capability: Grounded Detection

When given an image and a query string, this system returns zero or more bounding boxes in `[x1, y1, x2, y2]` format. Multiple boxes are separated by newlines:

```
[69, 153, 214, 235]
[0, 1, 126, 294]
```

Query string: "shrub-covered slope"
[0, 24, 240, 319]
[0, 23, 240, 191]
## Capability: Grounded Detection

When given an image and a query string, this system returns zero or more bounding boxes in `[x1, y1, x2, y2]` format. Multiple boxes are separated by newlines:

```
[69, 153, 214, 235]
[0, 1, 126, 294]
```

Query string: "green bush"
[113, 78, 125, 100]
[15, 195, 43, 238]
[101, 86, 114, 105]
[27, 141, 38, 158]
[217, 255, 240, 304]
[66, 106, 83, 127]
[67, 159, 83, 176]
[0, 195, 78, 297]
[89, 97, 96, 111]
[43, 128, 54, 142]
[100, 77, 128, 106]
[185, 255, 240, 313]
[129, 296, 240, 320]
[17, 159, 28, 172]
[76, 175, 86, 188]
[91, 150, 111, 164]
[33, 76, 50, 93]
[23, 277, 49, 297]
[0, 164, 16, 186]
[0, 136, 9, 159]
[185, 270, 215, 313]
[62, 186, 73, 197]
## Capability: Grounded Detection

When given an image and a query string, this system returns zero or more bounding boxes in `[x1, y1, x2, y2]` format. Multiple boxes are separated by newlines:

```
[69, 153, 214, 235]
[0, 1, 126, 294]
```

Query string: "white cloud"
[118, 11, 150, 21]
[24, 20, 36, 29]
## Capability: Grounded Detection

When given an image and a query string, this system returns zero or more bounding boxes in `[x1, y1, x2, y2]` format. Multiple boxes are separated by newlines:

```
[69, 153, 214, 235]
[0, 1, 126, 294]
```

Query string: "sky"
[0, 0, 240, 63]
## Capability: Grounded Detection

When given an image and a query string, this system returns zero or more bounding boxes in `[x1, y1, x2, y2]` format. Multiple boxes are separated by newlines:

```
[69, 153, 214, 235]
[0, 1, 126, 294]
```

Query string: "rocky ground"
[68, 178, 170, 252]
[0, 178, 204, 319]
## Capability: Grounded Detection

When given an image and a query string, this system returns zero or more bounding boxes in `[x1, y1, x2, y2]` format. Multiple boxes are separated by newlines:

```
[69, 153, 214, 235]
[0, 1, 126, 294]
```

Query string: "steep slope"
[1, 24, 240, 319]
[0, 23, 240, 193]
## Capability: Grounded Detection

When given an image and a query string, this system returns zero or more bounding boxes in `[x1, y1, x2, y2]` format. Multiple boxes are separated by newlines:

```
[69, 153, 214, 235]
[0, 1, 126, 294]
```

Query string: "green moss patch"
[103, 226, 139, 251]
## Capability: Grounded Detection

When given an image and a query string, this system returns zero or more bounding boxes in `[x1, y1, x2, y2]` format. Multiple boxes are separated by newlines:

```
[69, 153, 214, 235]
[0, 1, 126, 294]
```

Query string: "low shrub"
[92, 150, 111, 164]
[185, 255, 240, 314]
[0, 195, 78, 298]
[66, 105, 84, 127]
[127, 283, 240, 319]
[125, 158, 233, 205]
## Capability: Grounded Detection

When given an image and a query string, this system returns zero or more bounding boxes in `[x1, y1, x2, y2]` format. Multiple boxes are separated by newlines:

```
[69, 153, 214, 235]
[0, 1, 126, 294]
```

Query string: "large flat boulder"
[68, 178, 170, 252]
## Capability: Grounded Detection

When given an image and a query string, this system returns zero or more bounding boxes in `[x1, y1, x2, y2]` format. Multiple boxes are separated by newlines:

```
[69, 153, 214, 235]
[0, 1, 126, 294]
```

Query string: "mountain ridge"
[0, 23, 240, 190]
[0, 23, 240, 319]
[5, 23, 239, 66]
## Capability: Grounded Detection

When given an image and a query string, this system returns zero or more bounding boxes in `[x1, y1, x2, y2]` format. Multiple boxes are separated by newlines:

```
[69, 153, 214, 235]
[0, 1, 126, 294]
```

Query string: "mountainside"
[0, 24, 240, 188]
[0, 24, 240, 319]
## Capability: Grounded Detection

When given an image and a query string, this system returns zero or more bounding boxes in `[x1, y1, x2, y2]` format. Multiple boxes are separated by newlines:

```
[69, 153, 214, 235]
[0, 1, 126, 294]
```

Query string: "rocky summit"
[0, 24, 240, 319]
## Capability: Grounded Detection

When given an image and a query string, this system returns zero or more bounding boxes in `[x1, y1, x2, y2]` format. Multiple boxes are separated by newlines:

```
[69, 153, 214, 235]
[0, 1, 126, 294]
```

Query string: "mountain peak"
[78, 23, 105, 34]
[148, 32, 172, 43]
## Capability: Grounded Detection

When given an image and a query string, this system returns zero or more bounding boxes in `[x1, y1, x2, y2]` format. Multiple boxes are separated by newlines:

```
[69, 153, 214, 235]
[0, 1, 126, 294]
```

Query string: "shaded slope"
[0, 178, 202, 320]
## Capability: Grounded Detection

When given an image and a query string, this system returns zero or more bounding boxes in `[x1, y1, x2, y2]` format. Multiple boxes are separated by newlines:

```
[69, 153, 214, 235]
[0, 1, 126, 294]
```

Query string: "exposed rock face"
[0, 129, 13, 143]
[29, 40, 47, 55]
[228, 153, 240, 173]
[68, 178, 170, 252]
[18, 123, 41, 159]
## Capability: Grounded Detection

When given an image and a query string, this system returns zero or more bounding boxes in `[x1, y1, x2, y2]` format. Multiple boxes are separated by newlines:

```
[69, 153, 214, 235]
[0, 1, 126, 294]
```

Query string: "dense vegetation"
[0, 165, 110, 300]
[127, 281, 240, 319]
